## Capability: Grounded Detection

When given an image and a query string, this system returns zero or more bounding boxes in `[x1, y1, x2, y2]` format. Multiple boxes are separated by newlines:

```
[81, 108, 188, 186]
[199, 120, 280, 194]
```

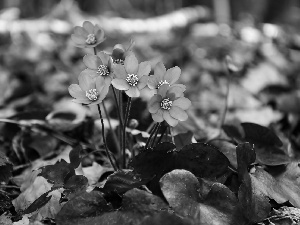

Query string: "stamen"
[157, 80, 170, 89]
[113, 59, 124, 65]
[85, 34, 97, 45]
[97, 65, 110, 76]
[86, 89, 99, 101]
[126, 74, 139, 86]
[160, 98, 172, 110]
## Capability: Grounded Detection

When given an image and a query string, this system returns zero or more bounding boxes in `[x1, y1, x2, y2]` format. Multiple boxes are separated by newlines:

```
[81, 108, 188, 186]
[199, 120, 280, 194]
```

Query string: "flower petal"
[149, 94, 162, 106]
[78, 72, 94, 91]
[125, 86, 140, 97]
[111, 78, 130, 90]
[164, 66, 181, 85]
[166, 86, 185, 101]
[112, 44, 125, 60]
[147, 76, 158, 90]
[68, 84, 86, 99]
[154, 62, 166, 81]
[97, 52, 110, 66]
[83, 21, 94, 33]
[172, 97, 191, 110]
[163, 111, 178, 127]
[157, 84, 169, 97]
[104, 76, 112, 87]
[137, 61, 151, 78]
[149, 95, 162, 113]
[72, 98, 91, 104]
[95, 76, 105, 92]
[95, 28, 105, 43]
[83, 54, 102, 70]
[171, 84, 186, 92]
[152, 109, 164, 122]
[74, 26, 88, 37]
[137, 76, 148, 90]
[71, 34, 86, 45]
[169, 106, 188, 121]
[125, 53, 138, 74]
[80, 69, 98, 79]
[113, 64, 127, 79]
[149, 102, 160, 114]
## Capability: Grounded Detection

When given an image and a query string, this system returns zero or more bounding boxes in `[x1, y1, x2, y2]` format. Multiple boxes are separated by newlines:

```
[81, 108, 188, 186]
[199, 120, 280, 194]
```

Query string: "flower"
[111, 41, 134, 65]
[71, 21, 105, 48]
[148, 62, 186, 91]
[81, 51, 113, 91]
[68, 72, 109, 105]
[111, 53, 151, 97]
[148, 84, 191, 127]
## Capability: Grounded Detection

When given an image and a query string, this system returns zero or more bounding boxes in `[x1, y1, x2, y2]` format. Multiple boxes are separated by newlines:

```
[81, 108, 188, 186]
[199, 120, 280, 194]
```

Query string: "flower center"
[86, 89, 99, 101]
[85, 34, 97, 45]
[126, 74, 139, 86]
[97, 65, 110, 76]
[157, 80, 170, 89]
[160, 98, 172, 110]
[113, 59, 124, 65]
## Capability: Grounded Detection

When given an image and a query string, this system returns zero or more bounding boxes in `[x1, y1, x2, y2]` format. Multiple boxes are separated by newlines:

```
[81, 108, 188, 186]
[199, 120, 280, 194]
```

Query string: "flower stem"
[102, 102, 120, 155]
[145, 123, 159, 149]
[151, 123, 161, 148]
[112, 87, 123, 127]
[97, 104, 117, 171]
[219, 70, 231, 136]
[156, 123, 168, 145]
[122, 97, 132, 168]
[93, 47, 97, 55]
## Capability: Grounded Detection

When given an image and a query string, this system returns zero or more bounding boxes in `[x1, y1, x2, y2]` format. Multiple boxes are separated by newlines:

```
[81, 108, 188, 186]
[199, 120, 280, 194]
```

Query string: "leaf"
[39, 159, 75, 187]
[140, 212, 193, 225]
[0, 214, 13, 225]
[130, 142, 229, 179]
[64, 175, 88, 192]
[97, 189, 169, 225]
[160, 169, 200, 217]
[101, 170, 150, 195]
[251, 164, 300, 208]
[175, 143, 230, 178]
[12, 176, 63, 220]
[236, 143, 256, 181]
[160, 169, 246, 225]
[267, 206, 300, 224]
[174, 131, 194, 150]
[0, 192, 13, 214]
[222, 124, 244, 140]
[241, 122, 283, 147]
[238, 172, 271, 223]
[69, 145, 82, 169]
[23, 132, 58, 158]
[121, 188, 168, 214]
[0, 151, 13, 183]
[55, 190, 113, 225]
[23, 190, 52, 215]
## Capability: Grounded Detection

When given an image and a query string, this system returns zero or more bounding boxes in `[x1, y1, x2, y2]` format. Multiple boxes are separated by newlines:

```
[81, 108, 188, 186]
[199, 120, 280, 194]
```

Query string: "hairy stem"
[145, 123, 159, 149]
[219, 70, 231, 136]
[151, 123, 161, 148]
[97, 104, 117, 171]
[122, 97, 132, 168]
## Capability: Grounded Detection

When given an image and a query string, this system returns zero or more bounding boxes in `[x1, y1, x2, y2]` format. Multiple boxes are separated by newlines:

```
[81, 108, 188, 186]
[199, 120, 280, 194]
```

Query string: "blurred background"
[1, 0, 300, 140]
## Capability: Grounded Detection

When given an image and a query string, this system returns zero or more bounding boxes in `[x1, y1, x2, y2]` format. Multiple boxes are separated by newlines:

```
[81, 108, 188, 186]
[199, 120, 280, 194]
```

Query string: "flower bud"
[128, 119, 139, 129]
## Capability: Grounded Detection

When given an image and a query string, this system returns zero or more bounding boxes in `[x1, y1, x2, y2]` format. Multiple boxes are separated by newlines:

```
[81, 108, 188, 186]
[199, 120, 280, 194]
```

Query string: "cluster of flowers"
[69, 21, 191, 127]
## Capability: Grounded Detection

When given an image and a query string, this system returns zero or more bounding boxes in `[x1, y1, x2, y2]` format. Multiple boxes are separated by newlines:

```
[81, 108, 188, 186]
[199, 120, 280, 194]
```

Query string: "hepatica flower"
[148, 62, 186, 91]
[68, 73, 109, 105]
[111, 53, 151, 97]
[81, 51, 113, 90]
[149, 84, 191, 127]
[71, 21, 105, 48]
